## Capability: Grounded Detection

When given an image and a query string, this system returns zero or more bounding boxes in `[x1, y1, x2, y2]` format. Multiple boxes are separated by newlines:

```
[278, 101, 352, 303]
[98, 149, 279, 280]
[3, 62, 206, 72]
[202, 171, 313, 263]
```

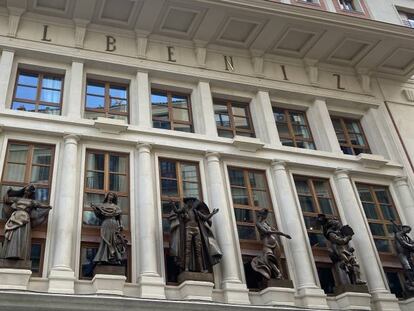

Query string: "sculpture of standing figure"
[392, 221, 414, 295]
[91, 192, 127, 265]
[251, 208, 291, 281]
[169, 197, 222, 274]
[0, 185, 51, 263]
[318, 214, 365, 286]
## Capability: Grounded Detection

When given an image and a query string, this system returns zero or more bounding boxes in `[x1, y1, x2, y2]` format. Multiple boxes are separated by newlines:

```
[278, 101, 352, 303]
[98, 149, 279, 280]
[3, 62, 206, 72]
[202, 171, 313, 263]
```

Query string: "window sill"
[232, 136, 265, 152]
[94, 117, 128, 134]
[357, 153, 388, 169]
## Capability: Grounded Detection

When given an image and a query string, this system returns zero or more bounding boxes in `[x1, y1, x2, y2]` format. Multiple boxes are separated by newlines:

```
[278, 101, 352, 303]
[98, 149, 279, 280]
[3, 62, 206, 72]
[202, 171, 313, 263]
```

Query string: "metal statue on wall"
[251, 208, 291, 286]
[392, 221, 414, 296]
[318, 214, 366, 289]
[169, 198, 222, 280]
[0, 185, 51, 267]
[91, 192, 127, 267]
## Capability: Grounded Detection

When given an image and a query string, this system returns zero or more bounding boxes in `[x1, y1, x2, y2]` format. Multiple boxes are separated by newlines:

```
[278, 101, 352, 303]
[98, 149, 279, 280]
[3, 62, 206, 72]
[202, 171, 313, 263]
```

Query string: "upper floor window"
[228, 167, 273, 241]
[214, 100, 255, 138]
[273, 108, 316, 150]
[12, 71, 63, 115]
[398, 10, 414, 28]
[151, 90, 193, 133]
[331, 117, 370, 155]
[0, 141, 55, 276]
[339, 0, 356, 11]
[81, 150, 130, 280]
[85, 80, 129, 122]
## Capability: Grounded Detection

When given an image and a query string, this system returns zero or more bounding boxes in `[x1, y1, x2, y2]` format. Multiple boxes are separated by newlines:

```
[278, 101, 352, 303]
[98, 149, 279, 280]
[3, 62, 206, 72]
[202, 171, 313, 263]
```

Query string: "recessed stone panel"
[273, 28, 318, 56]
[381, 48, 414, 72]
[101, 0, 135, 22]
[161, 7, 198, 33]
[219, 19, 259, 43]
[35, 0, 68, 11]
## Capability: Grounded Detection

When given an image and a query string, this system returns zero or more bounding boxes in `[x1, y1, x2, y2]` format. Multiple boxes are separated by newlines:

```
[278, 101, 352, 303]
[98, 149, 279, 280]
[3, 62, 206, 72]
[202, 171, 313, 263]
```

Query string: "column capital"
[271, 159, 288, 170]
[394, 176, 409, 185]
[334, 168, 351, 179]
[205, 151, 221, 161]
[136, 142, 152, 152]
[63, 134, 80, 144]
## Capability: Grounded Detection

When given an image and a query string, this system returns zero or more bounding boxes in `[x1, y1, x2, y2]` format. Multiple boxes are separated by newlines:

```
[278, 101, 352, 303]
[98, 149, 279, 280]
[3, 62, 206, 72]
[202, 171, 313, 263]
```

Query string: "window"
[12, 71, 63, 115]
[214, 100, 255, 138]
[151, 90, 193, 132]
[0, 141, 55, 276]
[356, 184, 400, 254]
[294, 176, 339, 294]
[331, 117, 370, 155]
[85, 80, 129, 122]
[399, 10, 414, 28]
[356, 184, 404, 298]
[80, 150, 130, 280]
[159, 158, 202, 283]
[273, 108, 316, 149]
[339, 0, 356, 11]
[228, 167, 273, 241]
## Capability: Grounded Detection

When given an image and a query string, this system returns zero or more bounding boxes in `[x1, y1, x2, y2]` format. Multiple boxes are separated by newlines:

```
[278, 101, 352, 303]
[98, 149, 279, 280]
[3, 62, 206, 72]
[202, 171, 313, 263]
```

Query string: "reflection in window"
[214, 100, 255, 138]
[273, 108, 316, 150]
[12, 71, 63, 115]
[85, 80, 129, 122]
[0, 142, 54, 275]
[152, 90, 193, 132]
[331, 117, 370, 155]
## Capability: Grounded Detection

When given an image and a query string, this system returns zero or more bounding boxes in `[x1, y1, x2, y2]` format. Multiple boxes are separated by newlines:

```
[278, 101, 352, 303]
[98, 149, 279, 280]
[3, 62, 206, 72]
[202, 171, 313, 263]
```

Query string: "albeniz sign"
[2, 22, 373, 97]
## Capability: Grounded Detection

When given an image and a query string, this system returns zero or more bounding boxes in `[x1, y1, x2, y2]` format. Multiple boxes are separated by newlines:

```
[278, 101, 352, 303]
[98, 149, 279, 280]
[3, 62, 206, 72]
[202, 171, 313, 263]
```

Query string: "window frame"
[331, 116, 371, 156]
[80, 149, 131, 280]
[214, 99, 255, 138]
[151, 89, 194, 132]
[12, 69, 64, 114]
[273, 107, 316, 150]
[84, 79, 130, 122]
[0, 141, 55, 277]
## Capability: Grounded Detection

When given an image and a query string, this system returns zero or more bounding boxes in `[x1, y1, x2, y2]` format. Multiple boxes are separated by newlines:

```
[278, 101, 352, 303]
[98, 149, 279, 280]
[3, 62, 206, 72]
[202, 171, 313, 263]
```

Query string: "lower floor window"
[316, 264, 336, 294]
[385, 269, 405, 299]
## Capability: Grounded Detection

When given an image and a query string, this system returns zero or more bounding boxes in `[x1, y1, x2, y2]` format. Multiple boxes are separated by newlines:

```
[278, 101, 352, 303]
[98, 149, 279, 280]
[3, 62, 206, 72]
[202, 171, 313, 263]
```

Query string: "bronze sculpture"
[392, 221, 414, 295]
[169, 198, 222, 279]
[92, 192, 127, 266]
[251, 208, 291, 285]
[318, 214, 365, 288]
[0, 185, 51, 266]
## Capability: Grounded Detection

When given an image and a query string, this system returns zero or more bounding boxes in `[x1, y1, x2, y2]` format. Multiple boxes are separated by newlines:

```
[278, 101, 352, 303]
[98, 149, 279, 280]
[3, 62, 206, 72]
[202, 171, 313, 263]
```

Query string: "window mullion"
[25, 144, 35, 184]
[104, 153, 110, 192]
[36, 73, 43, 112]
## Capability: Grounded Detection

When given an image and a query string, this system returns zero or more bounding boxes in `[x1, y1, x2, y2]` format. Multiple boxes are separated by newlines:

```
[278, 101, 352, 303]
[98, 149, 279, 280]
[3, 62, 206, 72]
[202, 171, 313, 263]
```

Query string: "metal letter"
[167, 46, 176, 62]
[106, 35, 117, 52]
[333, 74, 345, 90]
[281, 65, 288, 81]
[42, 25, 52, 42]
[224, 56, 234, 72]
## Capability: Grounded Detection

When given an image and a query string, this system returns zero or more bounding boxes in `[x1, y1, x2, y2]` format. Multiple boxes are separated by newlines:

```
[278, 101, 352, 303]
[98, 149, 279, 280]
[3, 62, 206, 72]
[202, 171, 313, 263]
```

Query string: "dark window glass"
[214, 100, 255, 138]
[331, 117, 370, 155]
[385, 271, 404, 299]
[12, 71, 63, 115]
[317, 266, 335, 294]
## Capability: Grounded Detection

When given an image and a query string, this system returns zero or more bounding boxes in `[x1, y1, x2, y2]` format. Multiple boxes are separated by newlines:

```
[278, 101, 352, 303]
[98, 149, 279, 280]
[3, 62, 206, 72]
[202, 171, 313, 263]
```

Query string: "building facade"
[1, 0, 414, 310]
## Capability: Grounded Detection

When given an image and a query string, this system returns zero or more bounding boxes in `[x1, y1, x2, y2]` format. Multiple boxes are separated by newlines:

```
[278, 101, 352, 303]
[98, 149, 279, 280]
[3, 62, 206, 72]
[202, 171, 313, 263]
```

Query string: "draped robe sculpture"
[318, 214, 365, 289]
[0, 185, 51, 267]
[392, 221, 414, 296]
[92, 192, 127, 266]
[169, 198, 222, 280]
[251, 208, 291, 286]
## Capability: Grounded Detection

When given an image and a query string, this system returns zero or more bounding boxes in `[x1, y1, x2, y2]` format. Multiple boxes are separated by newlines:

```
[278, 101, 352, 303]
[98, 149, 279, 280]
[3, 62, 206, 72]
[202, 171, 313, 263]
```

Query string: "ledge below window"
[232, 136, 265, 152]
[94, 117, 129, 134]
[357, 153, 388, 169]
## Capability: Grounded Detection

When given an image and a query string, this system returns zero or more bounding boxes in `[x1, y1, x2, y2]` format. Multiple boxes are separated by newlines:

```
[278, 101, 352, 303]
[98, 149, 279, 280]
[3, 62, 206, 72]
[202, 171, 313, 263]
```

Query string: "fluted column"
[394, 176, 414, 228]
[136, 143, 165, 299]
[0, 50, 15, 111]
[48, 134, 80, 294]
[270, 160, 327, 308]
[334, 169, 399, 310]
[205, 152, 249, 304]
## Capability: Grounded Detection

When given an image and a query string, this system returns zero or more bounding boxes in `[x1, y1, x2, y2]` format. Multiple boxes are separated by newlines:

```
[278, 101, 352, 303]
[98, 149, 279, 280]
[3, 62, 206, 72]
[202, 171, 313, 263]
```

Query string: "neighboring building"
[0, 1, 414, 311]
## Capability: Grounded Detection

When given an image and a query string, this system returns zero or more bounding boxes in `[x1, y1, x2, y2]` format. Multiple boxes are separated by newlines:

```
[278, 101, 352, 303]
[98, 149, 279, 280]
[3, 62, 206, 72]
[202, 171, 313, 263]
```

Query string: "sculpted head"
[104, 192, 118, 204]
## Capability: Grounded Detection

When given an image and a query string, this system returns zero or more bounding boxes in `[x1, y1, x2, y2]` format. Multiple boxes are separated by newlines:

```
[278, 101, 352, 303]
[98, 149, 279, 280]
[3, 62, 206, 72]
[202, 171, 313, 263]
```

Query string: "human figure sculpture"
[251, 208, 291, 282]
[169, 198, 222, 274]
[91, 192, 127, 265]
[392, 221, 414, 294]
[0, 185, 51, 262]
[318, 214, 365, 286]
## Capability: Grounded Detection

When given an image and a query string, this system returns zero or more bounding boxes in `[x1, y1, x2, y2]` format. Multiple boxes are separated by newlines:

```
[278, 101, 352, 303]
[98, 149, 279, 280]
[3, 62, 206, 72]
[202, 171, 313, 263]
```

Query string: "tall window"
[228, 167, 288, 289]
[80, 150, 130, 280]
[0, 142, 55, 276]
[12, 71, 63, 115]
[85, 80, 129, 122]
[339, 0, 356, 11]
[356, 184, 404, 298]
[151, 90, 193, 132]
[331, 117, 370, 155]
[214, 100, 255, 138]
[399, 10, 414, 28]
[159, 158, 202, 283]
[294, 176, 339, 294]
[273, 108, 316, 149]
